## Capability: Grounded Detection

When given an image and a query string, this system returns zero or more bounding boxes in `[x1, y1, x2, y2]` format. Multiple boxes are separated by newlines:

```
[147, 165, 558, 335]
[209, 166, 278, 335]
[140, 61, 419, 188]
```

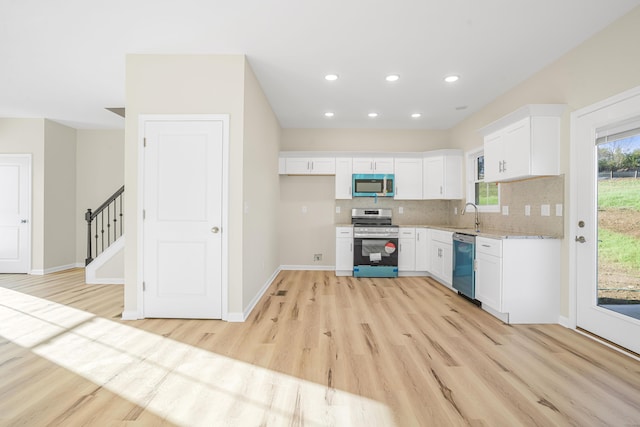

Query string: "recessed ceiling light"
[411, 113, 422, 118]
[324, 112, 335, 118]
[444, 75, 460, 83]
[325, 74, 339, 81]
[385, 74, 400, 82]
[368, 112, 378, 118]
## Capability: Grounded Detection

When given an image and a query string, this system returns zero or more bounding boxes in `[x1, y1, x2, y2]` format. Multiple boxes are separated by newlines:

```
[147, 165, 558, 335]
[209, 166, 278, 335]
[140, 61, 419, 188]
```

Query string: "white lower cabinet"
[429, 229, 453, 286]
[335, 227, 353, 276]
[398, 228, 416, 272]
[415, 228, 429, 271]
[475, 236, 560, 324]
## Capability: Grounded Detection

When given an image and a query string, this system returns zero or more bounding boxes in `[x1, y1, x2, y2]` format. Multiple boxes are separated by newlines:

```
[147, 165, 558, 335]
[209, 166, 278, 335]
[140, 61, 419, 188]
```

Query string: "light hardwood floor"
[1, 269, 639, 426]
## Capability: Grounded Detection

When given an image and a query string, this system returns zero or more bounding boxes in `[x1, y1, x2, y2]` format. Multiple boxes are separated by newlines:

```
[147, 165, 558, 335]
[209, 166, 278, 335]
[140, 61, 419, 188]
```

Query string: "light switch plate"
[335, 206, 341, 214]
[525, 205, 531, 216]
[541, 204, 550, 216]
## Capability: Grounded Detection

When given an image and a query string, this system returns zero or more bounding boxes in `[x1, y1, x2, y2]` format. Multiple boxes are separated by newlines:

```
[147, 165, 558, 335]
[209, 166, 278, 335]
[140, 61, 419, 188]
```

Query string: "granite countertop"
[403, 224, 561, 239]
[335, 223, 560, 239]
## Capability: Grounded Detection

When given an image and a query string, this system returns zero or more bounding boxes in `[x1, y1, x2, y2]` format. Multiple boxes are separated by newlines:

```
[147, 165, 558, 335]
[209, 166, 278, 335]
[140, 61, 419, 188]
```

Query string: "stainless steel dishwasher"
[452, 233, 479, 305]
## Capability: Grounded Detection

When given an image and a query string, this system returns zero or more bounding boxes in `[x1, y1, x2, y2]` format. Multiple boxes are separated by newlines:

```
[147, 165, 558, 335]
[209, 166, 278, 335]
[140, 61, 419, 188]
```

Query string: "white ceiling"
[1, 0, 639, 130]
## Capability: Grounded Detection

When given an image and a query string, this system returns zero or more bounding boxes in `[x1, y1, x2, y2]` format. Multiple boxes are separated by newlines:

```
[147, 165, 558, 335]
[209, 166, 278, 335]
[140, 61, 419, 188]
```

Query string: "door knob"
[575, 236, 586, 243]
[211, 226, 220, 234]
[20, 219, 28, 224]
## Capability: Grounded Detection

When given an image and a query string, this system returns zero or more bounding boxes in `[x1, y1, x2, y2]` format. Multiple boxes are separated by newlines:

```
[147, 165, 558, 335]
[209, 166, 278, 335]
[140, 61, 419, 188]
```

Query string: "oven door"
[354, 237, 398, 266]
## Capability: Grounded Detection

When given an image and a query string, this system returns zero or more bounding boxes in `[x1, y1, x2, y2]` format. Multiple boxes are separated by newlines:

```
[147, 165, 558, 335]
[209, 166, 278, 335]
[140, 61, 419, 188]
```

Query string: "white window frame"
[466, 147, 500, 213]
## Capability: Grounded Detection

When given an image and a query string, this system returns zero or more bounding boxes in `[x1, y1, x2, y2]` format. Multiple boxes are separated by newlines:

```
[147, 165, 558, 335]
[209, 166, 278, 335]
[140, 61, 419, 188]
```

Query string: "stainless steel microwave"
[352, 174, 394, 197]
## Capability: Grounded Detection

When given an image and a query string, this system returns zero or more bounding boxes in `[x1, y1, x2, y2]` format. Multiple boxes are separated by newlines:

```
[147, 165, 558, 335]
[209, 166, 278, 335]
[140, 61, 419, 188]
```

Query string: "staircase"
[85, 186, 124, 284]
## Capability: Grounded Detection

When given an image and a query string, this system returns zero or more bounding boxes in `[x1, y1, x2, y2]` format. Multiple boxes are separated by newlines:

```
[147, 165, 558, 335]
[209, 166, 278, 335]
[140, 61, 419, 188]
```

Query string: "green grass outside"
[598, 178, 640, 210]
[598, 228, 640, 270]
[598, 178, 640, 278]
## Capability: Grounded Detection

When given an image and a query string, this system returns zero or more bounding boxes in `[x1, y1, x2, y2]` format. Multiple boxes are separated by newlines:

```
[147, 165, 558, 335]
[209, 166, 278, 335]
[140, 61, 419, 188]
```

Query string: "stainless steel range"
[351, 208, 399, 277]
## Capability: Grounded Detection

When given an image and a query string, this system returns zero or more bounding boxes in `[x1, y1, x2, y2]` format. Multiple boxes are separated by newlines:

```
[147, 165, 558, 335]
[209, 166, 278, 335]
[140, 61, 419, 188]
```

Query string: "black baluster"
[107, 204, 111, 246]
[100, 211, 105, 252]
[85, 209, 93, 265]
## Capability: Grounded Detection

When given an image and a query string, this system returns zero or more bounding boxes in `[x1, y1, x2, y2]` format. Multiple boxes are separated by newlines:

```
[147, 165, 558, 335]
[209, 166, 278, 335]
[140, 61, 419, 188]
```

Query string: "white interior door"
[143, 119, 223, 319]
[0, 155, 31, 273]
[573, 87, 640, 355]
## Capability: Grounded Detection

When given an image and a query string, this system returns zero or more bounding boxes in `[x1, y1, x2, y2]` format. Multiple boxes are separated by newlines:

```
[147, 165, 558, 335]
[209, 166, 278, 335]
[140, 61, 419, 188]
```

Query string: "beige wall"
[242, 60, 282, 308]
[281, 128, 450, 152]
[124, 54, 247, 317]
[449, 6, 640, 317]
[0, 119, 45, 271]
[75, 129, 125, 264]
[43, 120, 77, 270]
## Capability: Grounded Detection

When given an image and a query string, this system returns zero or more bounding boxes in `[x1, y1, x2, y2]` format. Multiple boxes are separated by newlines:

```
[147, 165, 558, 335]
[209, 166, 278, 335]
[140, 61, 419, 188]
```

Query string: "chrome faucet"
[463, 202, 480, 232]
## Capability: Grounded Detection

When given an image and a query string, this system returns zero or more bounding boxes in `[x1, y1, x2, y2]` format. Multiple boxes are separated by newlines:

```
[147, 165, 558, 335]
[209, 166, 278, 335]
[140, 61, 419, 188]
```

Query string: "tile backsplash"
[335, 175, 564, 237]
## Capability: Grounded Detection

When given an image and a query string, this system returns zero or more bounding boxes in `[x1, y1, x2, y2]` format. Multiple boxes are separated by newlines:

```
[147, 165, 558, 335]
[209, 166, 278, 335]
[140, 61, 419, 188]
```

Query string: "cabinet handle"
[440, 186, 443, 195]
[311, 161, 314, 170]
[350, 243, 353, 252]
[502, 160, 506, 172]
[498, 161, 503, 173]
[482, 244, 490, 248]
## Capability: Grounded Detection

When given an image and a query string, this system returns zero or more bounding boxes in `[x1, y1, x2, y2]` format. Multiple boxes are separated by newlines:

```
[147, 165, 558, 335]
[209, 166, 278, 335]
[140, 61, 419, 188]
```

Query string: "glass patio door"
[574, 88, 640, 355]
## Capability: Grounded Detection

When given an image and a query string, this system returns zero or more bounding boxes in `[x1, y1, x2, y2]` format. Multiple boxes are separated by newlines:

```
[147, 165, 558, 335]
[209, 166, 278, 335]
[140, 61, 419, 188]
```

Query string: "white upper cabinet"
[422, 150, 463, 200]
[394, 157, 423, 200]
[284, 157, 336, 175]
[335, 157, 353, 199]
[352, 157, 394, 174]
[480, 104, 566, 182]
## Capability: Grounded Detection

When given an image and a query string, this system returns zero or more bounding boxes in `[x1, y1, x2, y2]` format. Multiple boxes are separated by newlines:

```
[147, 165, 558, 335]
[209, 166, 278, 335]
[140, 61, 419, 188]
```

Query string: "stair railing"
[85, 185, 124, 265]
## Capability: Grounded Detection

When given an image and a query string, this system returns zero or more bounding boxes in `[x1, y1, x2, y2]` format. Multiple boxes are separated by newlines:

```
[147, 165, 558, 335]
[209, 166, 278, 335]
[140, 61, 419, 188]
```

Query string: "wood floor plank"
[1, 269, 640, 426]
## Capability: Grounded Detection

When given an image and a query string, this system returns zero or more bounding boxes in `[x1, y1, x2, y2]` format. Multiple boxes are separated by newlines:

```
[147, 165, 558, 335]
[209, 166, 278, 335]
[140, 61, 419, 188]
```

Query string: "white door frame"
[569, 85, 640, 329]
[137, 114, 230, 320]
[0, 154, 32, 274]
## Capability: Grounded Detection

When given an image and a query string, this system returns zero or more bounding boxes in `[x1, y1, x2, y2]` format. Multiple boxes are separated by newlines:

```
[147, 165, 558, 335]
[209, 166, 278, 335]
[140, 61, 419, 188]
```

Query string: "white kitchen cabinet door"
[285, 157, 313, 174]
[352, 157, 394, 174]
[415, 228, 429, 271]
[423, 156, 444, 199]
[428, 229, 453, 285]
[423, 151, 462, 200]
[481, 105, 564, 182]
[335, 157, 353, 199]
[310, 157, 336, 174]
[394, 157, 423, 200]
[335, 227, 354, 276]
[483, 132, 503, 183]
[284, 157, 335, 174]
[475, 237, 503, 312]
[398, 228, 416, 272]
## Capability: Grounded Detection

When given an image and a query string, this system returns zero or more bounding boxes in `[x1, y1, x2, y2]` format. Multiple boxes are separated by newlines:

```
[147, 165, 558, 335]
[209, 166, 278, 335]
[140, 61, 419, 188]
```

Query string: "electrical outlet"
[556, 204, 563, 217]
[335, 206, 341, 214]
[313, 253, 322, 262]
[541, 204, 550, 216]
[302, 206, 307, 214]
[454, 207, 458, 215]
[502, 205, 509, 215]
[399, 207, 404, 214]
[525, 205, 531, 216]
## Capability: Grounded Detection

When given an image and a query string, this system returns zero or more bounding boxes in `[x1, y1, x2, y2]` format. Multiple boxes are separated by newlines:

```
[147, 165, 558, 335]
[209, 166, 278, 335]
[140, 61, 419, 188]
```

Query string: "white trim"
[233, 267, 283, 322]
[574, 329, 640, 362]
[121, 310, 141, 320]
[31, 263, 81, 275]
[138, 114, 230, 321]
[558, 315, 572, 328]
[85, 236, 124, 285]
[465, 147, 500, 213]
[279, 265, 335, 271]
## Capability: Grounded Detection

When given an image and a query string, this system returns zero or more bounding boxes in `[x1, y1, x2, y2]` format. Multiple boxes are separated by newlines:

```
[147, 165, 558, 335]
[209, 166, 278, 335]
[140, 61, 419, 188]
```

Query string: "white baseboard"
[558, 315, 572, 328]
[87, 278, 124, 285]
[31, 263, 83, 275]
[121, 310, 141, 320]
[279, 265, 335, 271]
[226, 267, 282, 323]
